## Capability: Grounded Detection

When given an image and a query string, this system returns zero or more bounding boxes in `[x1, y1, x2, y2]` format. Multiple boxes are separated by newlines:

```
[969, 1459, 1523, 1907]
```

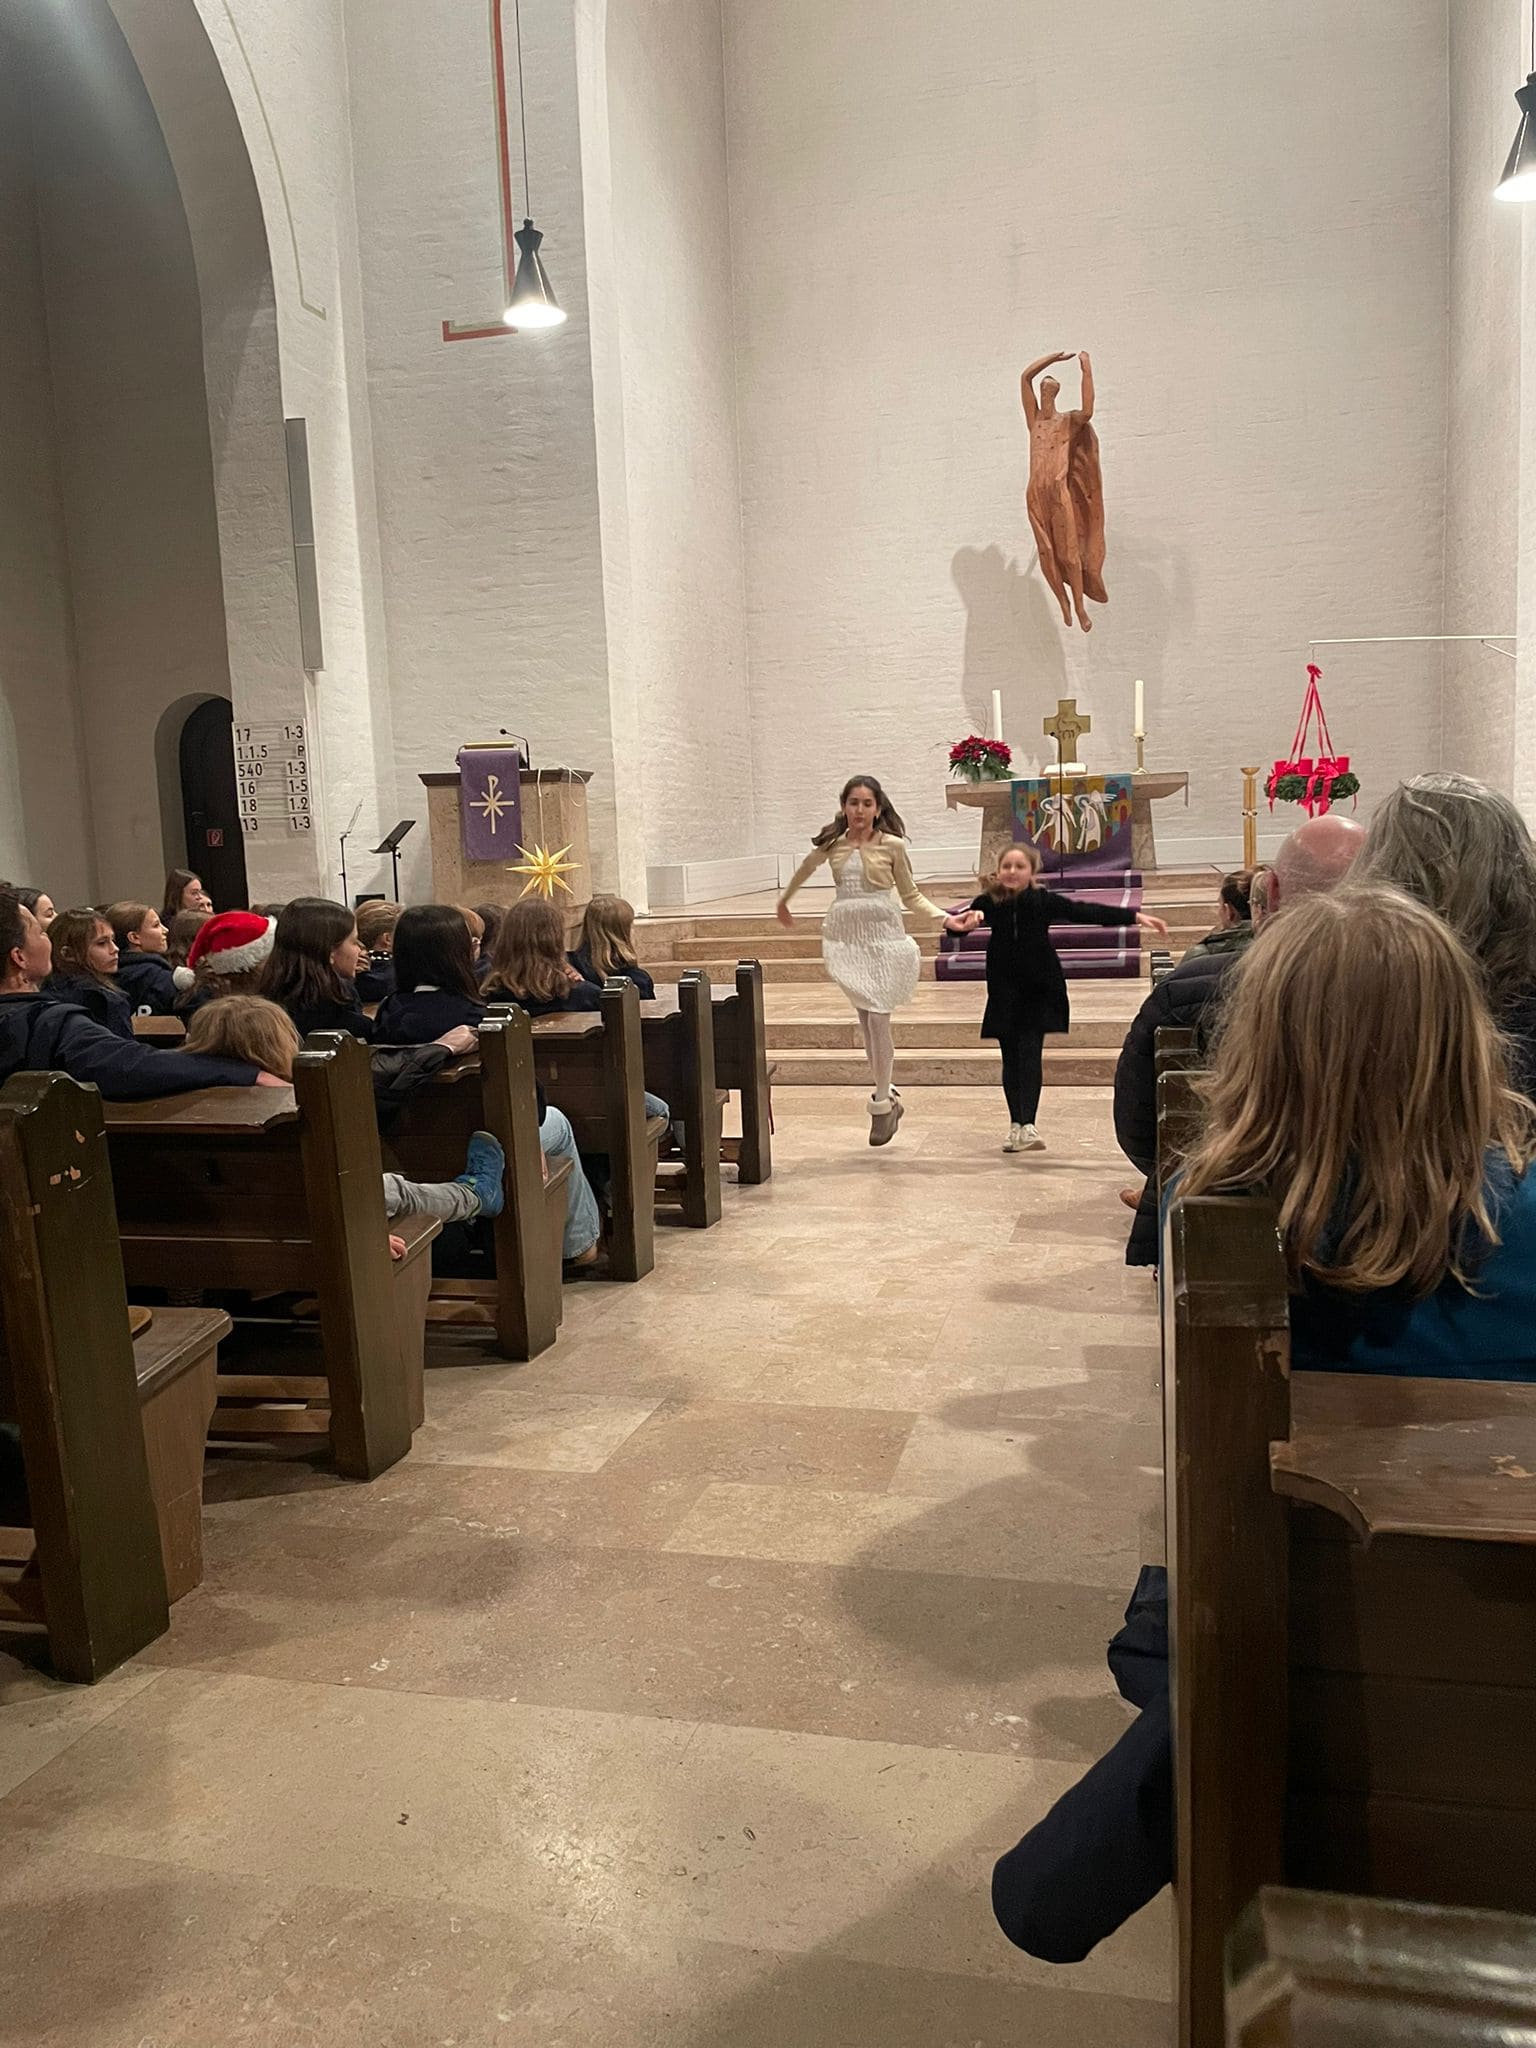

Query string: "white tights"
[857, 1008, 896, 1108]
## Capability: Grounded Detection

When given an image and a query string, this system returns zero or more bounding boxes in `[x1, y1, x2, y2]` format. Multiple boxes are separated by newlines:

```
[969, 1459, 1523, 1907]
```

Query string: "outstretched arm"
[776, 842, 830, 926]
[1021, 352, 1074, 426]
[1077, 350, 1094, 420]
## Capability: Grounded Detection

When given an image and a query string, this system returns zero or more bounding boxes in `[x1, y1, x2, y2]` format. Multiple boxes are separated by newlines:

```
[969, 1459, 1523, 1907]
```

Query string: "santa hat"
[174, 910, 276, 991]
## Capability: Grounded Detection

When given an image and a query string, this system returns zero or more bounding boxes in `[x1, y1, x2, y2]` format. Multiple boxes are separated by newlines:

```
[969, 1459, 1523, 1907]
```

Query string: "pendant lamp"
[1496, 1, 1536, 201]
[504, 0, 566, 327]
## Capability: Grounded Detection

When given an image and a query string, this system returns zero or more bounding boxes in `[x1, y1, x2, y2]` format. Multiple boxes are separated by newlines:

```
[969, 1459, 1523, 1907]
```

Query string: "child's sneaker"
[1003, 1123, 1024, 1152]
[457, 1129, 507, 1217]
[1020, 1124, 1046, 1151]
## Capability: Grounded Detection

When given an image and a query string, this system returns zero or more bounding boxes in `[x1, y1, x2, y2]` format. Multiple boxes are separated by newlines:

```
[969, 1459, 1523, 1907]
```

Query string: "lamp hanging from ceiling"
[1496, 0, 1536, 201]
[503, 0, 566, 328]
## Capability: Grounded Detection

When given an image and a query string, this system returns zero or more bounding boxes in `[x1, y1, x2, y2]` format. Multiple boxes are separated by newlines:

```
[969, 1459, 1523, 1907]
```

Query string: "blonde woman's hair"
[1180, 885, 1536, 1297]
[183, 994, 301, 1081]
[484, 897, 571, 1005]
[579, 894, 637, 978]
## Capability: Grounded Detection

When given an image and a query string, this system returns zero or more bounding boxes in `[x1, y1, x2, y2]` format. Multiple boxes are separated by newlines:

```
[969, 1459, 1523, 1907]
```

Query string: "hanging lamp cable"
[513, 0, 532, 216]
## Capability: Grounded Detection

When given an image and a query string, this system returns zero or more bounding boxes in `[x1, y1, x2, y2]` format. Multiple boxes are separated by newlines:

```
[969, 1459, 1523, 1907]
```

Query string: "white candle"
[991, 689, 1003, 742]
[1133, 678, 1145, 737]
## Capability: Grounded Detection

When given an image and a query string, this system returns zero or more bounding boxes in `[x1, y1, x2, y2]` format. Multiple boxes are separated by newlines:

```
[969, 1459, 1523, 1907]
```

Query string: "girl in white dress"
[777, 776, 952, 1145]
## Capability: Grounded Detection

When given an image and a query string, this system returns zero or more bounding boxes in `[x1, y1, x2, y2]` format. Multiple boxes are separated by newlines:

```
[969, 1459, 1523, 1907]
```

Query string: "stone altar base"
[419, 768, 593, 911]
[935, 873, 1147, 984]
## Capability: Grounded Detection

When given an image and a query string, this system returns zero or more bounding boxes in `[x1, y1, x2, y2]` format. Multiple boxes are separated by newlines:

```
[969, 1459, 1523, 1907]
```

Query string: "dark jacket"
[482, 977, 602, 1020]
[355, 954, 396, 1005]
[0, 991, 257, 1101]
[284, 987, 375, 1042]
[43, 973, 134, 1041]
[1499, 986, 1536, 1098]
[968, 888, 1137, 1040]
[1113, 930, 1254, 1266]
[374, 987, 487, 1044]
[115, 949, 178, 1016]
[568, 948, 655, 1001]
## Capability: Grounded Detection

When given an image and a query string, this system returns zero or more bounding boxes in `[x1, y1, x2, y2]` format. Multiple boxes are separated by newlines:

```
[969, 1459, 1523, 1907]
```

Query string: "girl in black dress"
[949, 844, 1167, 1152]
[375, 904, 488, 1042]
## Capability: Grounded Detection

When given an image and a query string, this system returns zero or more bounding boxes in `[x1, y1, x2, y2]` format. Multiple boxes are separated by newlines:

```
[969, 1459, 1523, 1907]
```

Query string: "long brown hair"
[258, 897, 357, 1015]
[183, 994, 301, 1079]
[49, 909, 117, 987]
[1181, 887, 1536, 1297]
[579, 894, 637, 978]
[162, 867, 205, 920]
[166, 908, 211, 968]
[811, 775, 908, 848]
[483, 897, 571, 1004]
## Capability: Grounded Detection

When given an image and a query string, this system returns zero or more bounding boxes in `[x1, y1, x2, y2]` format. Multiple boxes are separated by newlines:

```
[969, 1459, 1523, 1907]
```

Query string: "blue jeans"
[541, 1105, 601, 1260]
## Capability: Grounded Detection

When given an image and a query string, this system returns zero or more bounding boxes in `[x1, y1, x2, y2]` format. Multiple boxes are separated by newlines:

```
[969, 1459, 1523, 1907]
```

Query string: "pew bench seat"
[133, 1306, 229, 1600]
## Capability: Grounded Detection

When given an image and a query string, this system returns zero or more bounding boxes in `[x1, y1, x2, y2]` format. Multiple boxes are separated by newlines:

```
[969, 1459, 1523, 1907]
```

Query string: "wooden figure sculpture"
[1021, 350, 1107, 633]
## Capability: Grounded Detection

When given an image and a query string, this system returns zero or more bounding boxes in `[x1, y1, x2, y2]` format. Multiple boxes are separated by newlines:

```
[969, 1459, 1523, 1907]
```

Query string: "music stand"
[372, 819, 416, 902]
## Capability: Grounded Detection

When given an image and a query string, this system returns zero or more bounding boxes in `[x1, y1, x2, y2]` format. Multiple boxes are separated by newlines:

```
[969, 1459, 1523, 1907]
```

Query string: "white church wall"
[723, 0, 1450, 871]
[590, 0, 754, 878]
[346, 0, 636, 902]
[1445, 0, 1522, 793]
[0, 24, 93, 906]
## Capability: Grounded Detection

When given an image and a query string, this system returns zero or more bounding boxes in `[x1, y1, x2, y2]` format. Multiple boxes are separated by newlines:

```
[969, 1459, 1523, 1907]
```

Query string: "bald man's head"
[1261, 814, 1366, 922]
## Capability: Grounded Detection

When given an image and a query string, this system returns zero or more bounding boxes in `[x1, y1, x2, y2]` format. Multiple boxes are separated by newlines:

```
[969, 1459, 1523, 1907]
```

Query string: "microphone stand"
[338, 801, 363, 907]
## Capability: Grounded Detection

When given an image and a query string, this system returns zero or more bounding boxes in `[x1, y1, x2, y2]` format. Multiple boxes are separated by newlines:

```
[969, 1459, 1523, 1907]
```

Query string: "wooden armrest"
[387, 1214, 442, 1266]
[133, 1307, 232, 1403]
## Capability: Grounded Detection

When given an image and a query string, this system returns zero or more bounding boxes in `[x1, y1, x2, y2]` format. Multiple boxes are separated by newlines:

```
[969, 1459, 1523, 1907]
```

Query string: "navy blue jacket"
[115, 949, 179, 1016]
[568, 949, 656, 1001]
[0, 992, 257, 1101]
[43, 973, 134, 1041]
[374, 987, 487, 1044]
[284, 988, 375, 1042]
[356, 955, 396, 1005]
[482, 977, 601, 1019]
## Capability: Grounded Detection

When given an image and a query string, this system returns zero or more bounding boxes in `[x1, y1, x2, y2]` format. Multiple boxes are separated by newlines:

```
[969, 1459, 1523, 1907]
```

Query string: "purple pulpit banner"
[457, 747, 524, 861]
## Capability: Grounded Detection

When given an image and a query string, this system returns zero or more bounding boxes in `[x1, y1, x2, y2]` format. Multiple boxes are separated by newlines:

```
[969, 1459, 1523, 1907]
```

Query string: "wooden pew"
[132, 1015, 187, 1043]
[103, 1033, 438, 1481]
[1161, 1169, 1536, 2048]
[0, 1073, 229, 1681]
[516, 981, 668, 1283]
[639, 971, 723, 1230]
[711, 960, 772, 1185]
[1227, 1887, 1536, 2045]
[379, 1008, 572, 1361]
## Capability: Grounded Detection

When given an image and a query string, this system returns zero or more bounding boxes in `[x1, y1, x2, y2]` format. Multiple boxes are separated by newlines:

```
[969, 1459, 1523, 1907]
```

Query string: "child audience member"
[483, 899, 602, 1017]
[459, 905, 485, 968]
[43, 908, 133, 1039]
[11, 887, 55, 927]
[1180, 868, 1255, 960]
[354, 900, 401, 1004]
[472, 903, 504, 975]
[570, 894, 656, 999]
[106, 901, 178, 1015]
[173, 910, 276, 1015]
[166, 907, 212, 971]
[375, 904, 487, 1042]
[163, 867, 214, 920]
[993, 885, 1536, 1969]
[259, 897, 378, 1040]
[183, 997, 505, 1245]
[945, 845, 1166, 1152]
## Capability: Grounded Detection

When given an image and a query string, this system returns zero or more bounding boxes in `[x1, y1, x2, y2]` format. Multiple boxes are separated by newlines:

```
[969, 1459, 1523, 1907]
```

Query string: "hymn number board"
[236, 721, 312, 836]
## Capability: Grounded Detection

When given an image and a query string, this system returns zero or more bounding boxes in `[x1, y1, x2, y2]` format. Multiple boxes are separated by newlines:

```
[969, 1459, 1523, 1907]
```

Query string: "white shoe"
[1020, 1124, 1046, 1151]
[1003, 1123, 1024, 1152]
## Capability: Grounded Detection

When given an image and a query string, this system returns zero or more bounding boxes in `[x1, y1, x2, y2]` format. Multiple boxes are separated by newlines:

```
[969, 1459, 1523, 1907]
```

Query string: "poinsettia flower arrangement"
[948, 735, 1013, 783]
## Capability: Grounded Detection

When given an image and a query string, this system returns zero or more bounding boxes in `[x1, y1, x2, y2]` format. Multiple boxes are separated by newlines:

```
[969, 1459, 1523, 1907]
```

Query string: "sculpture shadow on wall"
[952, 544, 1066, 758]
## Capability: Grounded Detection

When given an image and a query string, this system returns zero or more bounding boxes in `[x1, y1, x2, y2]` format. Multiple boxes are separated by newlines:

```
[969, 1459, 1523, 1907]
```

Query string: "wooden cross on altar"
[1043, 697, 1091, 762]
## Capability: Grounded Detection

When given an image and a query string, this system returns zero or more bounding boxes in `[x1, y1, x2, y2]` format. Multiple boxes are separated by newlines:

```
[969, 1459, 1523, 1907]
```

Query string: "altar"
[946, 770, 1190, 877]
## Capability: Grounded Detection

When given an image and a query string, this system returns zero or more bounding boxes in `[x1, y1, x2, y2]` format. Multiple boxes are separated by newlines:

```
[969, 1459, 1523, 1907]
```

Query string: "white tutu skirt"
[822, 893, 921, 1013]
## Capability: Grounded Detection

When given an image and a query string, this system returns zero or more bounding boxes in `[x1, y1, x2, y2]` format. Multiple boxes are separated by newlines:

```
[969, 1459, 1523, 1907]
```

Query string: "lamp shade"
[1496, 74, 1536, 200]
[504, 219, 566, 329]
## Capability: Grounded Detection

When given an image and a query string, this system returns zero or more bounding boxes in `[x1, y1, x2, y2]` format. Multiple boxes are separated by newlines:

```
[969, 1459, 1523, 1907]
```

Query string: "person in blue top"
[42, 908, 135, 1040]
[992, 883, 1536, 1967]
[106, 900, 179, 1015]
[375, 904, 488, 1043]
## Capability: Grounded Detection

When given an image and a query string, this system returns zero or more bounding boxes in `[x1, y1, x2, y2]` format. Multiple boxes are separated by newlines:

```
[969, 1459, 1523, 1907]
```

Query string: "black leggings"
[999, 1028, 1045, 1125]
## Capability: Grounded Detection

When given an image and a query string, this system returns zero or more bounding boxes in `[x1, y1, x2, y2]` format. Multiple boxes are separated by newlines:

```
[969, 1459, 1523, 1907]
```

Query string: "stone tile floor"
[1, 1085, 1169, 2046]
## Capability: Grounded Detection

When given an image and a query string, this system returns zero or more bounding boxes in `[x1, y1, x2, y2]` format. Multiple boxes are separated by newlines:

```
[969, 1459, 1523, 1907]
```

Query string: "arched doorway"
[179, 697, 248, 910]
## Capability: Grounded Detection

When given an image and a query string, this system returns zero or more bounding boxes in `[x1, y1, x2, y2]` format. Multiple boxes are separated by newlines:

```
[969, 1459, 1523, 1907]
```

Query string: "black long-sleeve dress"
[967, 888, 1137, 1041]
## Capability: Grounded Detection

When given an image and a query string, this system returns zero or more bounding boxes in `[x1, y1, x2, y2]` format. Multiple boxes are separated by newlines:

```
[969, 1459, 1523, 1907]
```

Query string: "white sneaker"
[1020, 1124, 1046, 1151]
[1003, 1123, 1024, 1152]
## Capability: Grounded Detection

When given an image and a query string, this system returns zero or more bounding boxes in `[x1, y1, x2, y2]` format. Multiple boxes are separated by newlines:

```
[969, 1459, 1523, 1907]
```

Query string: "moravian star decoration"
[509, 842, 576, 898]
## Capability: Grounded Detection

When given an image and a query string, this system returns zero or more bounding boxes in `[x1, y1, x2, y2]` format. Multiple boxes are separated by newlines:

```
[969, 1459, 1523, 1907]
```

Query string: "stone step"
[647, 953, 1161, 986]
[767, 1045, 1118, 1086]
[671, 932, 944, 963]
[765, 1016, 1129, 1050]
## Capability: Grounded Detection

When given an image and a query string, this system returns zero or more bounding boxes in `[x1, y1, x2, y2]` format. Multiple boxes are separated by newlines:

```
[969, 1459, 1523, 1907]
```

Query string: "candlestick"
[990, 689, 1003, 742]
[1133, 678, 1145, 735]
[1135, 734, 1146, 771]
